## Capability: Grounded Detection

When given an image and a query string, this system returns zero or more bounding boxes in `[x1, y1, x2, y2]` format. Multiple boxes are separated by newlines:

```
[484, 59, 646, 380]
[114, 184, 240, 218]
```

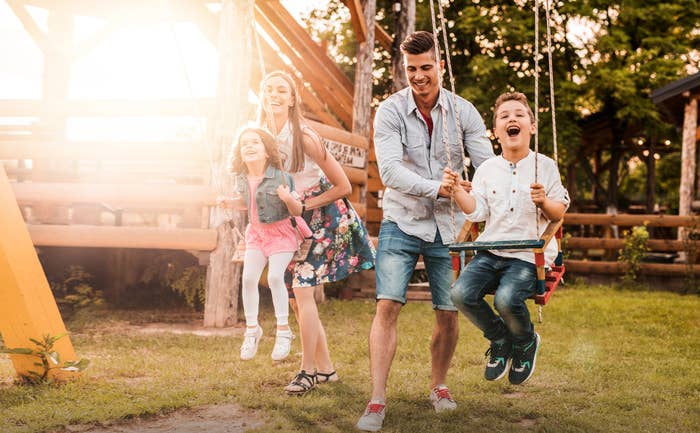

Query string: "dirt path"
[55, 320, 264, 433]
[58, 403, 264, 433]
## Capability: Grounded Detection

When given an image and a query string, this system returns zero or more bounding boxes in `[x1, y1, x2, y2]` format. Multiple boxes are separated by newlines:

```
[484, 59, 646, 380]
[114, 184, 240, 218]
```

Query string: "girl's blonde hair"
[228, 126, 282, 174]
[257, 70, 325, 173]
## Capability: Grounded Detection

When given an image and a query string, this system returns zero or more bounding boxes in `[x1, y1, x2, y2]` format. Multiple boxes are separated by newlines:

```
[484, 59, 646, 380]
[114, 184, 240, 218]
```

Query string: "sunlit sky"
[0, 1, 328, 140]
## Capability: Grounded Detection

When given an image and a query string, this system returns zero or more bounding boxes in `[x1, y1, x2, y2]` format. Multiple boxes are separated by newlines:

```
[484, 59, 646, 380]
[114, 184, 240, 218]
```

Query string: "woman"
[258, 70, 376, 395]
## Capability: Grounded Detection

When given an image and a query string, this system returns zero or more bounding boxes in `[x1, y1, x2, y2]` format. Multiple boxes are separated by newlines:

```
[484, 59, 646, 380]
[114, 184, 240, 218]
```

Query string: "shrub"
[50, 266, 104, 318]
[0, 333, 89, 384]
[618, 225, 650, 286]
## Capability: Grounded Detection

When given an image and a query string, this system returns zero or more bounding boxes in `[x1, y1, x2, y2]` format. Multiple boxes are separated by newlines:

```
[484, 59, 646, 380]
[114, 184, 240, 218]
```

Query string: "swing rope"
[428, 0, 457, 242]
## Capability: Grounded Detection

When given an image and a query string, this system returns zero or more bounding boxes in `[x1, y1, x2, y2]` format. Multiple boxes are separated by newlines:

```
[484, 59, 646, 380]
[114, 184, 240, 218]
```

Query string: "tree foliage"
[306, 0, 699, 209]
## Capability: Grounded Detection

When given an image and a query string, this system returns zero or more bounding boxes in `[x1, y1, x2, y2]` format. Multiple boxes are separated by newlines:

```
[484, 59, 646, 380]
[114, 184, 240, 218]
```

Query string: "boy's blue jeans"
[450, 251, 536, 345]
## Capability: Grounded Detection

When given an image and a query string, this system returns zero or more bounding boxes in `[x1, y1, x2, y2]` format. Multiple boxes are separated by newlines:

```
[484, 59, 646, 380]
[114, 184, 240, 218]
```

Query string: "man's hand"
[439, 168, 460, 197]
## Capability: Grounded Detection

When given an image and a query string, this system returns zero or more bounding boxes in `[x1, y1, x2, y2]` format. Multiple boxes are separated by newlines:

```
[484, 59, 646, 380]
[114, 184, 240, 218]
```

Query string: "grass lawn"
[1, 283, 699, 433]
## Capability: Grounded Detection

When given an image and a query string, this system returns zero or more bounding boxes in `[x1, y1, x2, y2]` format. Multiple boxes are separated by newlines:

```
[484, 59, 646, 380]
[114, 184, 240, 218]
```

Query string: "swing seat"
[449, 220, 565, 306]
[535, 264, 565, 305]
[449, 239, 545, 252]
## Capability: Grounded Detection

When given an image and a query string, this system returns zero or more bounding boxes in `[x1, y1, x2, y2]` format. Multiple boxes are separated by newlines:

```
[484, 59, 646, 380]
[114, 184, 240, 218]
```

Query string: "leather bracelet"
[301, 200, 306, 215]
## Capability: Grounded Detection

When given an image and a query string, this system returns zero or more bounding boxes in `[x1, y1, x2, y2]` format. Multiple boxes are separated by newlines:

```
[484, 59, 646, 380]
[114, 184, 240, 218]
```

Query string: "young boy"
[448, 92, 569, 385]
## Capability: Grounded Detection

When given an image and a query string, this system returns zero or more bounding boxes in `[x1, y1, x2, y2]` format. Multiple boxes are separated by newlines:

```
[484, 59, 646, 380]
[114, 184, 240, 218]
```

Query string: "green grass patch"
[1, 284, 699, 432]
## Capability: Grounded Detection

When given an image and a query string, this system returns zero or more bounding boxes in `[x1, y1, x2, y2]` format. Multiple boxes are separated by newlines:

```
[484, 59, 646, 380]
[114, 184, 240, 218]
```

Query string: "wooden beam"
[566, 237, 699, 252]
[375, 23, 393, 52]
[6, 0, 49, 53]
[308, 120, 369, 150]
[259, 1, 354, 96]
[679, 96, 698, 242]
[563, 213, 698, 227]
[344, 0, 367, 44]
[0, 140, 208, 161]
[27, 224, 218, 250]
[12, 182, 217, 206]
[565, 260, 700, 276]
[0, 98, 216, 117]
[0, 166, 78, 380]
[255, 2, 354, 127]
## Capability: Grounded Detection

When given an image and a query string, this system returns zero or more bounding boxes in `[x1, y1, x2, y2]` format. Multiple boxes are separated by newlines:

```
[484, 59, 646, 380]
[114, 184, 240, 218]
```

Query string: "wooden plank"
[375, 22, 393, 52]
[12, 182, 217, 206]
[566, 237, 699, 252]
[563, 213, 698, 227]
[345, 0, 367, 44]
[254, 3, 354, 127]
[0, 140, 208, 161]
[308, 120, 369, 150]
[366, 207, 383, 222]
[533, 219, 564, 253]
[679, 96, 698, 241]
[565, 260, 700, 276]
[0, 166, 78, 380]
[27, 224, 218, 250]
[450, 239, 545, 252]
[367, 175, 384, 192]
[0, 99, 216, 117]
[6, 0, 49, 53]
[260, 1, 354, 96]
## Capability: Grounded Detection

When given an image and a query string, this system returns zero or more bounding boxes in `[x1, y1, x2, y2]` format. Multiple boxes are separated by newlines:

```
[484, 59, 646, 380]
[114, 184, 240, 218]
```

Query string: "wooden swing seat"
[448, 220, 565, 306]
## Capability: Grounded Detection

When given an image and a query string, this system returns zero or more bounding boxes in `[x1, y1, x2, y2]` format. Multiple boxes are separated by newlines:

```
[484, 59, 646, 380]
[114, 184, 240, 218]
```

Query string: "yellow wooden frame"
[0, 166, 78, 380]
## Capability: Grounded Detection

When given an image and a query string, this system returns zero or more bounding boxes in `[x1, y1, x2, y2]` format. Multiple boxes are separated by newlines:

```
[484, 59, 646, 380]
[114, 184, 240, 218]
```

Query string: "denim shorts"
[375, 220, 456, 311]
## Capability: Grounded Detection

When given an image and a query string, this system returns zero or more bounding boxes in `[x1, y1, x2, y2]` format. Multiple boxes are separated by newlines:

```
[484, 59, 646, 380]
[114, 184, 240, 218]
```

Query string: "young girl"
[221, 126, 312, 362]
[258, 71, 376, 394]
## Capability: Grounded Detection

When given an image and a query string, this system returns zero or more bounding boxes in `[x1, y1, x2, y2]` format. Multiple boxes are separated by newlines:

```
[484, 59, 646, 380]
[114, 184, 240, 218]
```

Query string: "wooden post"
[0, 166, 78, 380]
[203, 0, 254, 327]
[678, 94, 698, 246]
[34, 8, 74, 224]
[346, 0, 375, 296]
[390, 0, 415, 92]
[352, 0, 375, 138]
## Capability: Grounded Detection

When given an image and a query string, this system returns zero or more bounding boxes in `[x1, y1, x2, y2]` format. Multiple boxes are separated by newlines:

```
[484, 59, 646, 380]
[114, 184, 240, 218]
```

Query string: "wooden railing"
[562, 213, 700, 276]
[2, 109, 370, 252]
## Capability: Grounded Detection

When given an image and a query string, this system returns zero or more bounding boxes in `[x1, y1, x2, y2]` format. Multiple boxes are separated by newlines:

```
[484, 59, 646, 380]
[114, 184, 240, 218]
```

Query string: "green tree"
[573, 0, 699, 209]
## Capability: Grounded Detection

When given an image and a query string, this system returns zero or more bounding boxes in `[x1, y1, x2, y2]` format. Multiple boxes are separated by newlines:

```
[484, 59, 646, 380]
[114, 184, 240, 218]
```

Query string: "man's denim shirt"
[235, 165, 295, 224]
[374, 87, 495, 243]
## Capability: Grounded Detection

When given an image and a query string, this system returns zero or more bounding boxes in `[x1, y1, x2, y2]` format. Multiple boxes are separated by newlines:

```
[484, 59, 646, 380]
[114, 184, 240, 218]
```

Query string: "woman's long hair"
[257, 71, 323, 173]
[228, 126, 282, 175]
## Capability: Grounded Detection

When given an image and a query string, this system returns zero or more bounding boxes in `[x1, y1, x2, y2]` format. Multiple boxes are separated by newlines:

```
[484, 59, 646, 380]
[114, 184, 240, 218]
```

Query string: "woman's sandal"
[284, 370, 316, 396]
[316, 370, 339, 384]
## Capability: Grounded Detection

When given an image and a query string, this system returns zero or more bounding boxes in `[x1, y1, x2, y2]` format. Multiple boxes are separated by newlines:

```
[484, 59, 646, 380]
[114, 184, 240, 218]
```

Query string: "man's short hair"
[400, 31, 435, 57]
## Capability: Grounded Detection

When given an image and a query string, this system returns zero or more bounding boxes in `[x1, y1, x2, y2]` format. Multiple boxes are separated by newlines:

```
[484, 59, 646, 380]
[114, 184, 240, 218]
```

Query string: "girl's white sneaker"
[240, 326, 263, 360]
[271, 329, 294, 361]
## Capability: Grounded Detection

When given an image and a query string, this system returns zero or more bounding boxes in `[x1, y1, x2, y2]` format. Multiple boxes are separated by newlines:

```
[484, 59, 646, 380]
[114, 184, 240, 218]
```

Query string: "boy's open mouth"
[507, 126, 520, 137]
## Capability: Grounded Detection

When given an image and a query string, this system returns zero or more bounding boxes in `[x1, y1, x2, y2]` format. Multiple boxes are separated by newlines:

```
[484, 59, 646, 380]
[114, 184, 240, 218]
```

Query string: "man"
[356, 31, 495, 432]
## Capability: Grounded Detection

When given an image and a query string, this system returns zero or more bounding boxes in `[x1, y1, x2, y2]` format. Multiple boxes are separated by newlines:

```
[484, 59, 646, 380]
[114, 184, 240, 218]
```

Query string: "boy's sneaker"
[429, 385, 457, 412]
[240, 325, 262, 360]
[509, 333, 540, 385]
[356, 400, 386, 431]
[271, 329, 294, 361]
[484, 338, 512, 381]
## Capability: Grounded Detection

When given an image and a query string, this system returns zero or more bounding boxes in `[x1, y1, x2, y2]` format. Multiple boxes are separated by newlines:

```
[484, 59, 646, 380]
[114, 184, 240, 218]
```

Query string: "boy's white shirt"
[465, 150, 570, 266]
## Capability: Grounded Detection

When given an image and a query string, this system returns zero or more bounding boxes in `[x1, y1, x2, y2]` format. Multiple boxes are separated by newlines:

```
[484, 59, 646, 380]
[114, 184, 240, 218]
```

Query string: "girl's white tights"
[241, 248, 294, 329]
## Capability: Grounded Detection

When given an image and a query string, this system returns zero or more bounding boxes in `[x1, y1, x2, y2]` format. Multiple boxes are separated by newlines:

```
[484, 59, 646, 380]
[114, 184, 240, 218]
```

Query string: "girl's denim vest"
[235, 165, 295, 224]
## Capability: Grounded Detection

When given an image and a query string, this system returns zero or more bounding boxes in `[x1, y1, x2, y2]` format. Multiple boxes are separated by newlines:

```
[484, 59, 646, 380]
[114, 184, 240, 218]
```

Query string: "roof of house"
[651, 72, 700, 127]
